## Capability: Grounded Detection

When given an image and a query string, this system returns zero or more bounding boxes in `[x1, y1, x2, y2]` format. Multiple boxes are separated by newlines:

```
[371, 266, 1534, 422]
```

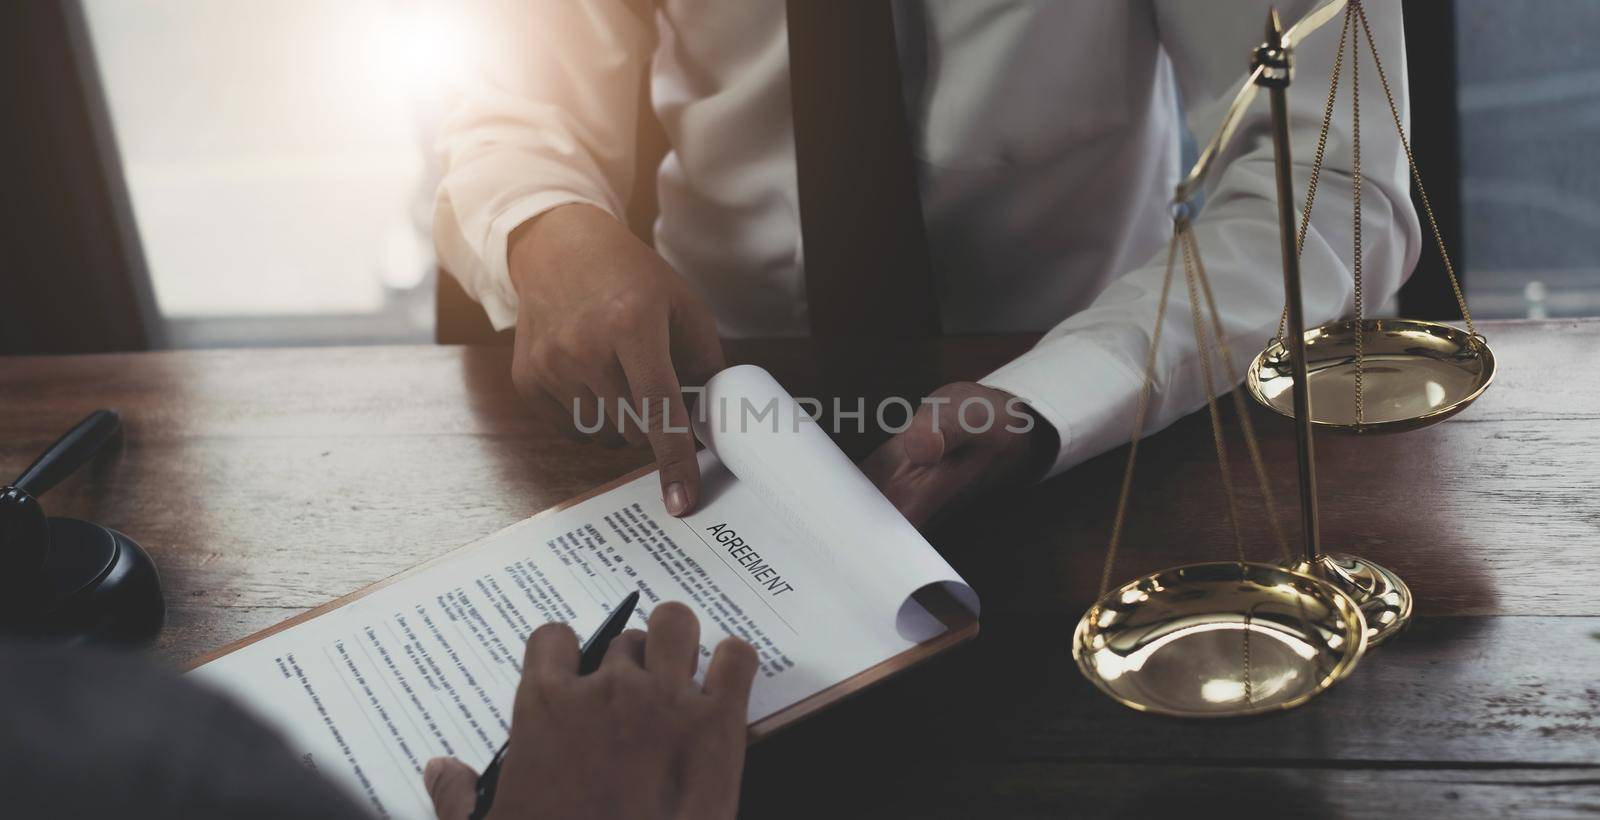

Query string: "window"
[1456, 0, 1600, 319]
[81, 0, 468, 346]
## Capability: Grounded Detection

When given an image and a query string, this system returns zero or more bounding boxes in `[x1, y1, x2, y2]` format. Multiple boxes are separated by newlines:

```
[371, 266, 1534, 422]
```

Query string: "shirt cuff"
[476, 192, 618, 331]
[978, 334, 1148, 479]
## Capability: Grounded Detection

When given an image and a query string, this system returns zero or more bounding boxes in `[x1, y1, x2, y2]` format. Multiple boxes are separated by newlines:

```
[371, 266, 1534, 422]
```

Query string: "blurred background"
[2, 0, 1597, 353]
[80, 0, 460, 347]
[1455, 0, 1600, 319]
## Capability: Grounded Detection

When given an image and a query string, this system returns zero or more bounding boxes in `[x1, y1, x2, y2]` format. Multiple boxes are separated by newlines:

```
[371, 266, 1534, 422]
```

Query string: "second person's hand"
[861, 382, 1057, 530]
[508, 204, 725, 516]
[423, 603, 759, 820]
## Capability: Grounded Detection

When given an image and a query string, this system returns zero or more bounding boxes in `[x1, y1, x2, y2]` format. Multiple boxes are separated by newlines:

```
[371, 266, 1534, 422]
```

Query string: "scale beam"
[1174, 0, 1350, 205]
[1257, 10, 1322, 564]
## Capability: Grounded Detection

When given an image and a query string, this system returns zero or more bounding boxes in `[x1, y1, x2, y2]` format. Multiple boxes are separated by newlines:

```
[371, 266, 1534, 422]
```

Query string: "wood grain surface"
[2, 319, 1596, 818]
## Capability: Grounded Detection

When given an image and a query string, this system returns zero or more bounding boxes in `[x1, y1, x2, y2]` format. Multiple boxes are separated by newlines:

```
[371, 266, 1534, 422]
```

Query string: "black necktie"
[787, 0, 940, 343]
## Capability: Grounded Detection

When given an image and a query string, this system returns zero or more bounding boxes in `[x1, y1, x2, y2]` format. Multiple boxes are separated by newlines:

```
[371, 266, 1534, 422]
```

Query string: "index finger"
[617, 316, 700, 516]
[522, 622, 579, 677]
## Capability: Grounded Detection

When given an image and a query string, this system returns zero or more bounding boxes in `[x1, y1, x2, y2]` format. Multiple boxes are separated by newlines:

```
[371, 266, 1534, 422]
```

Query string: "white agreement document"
[190, 365, 978, 820]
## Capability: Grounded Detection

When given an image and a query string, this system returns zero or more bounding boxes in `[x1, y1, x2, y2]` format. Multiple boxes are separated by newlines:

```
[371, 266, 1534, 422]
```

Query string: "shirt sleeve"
[0, 642, 375, 819]
[432, 0, 656, 330]
[981, 0, 1422, 477]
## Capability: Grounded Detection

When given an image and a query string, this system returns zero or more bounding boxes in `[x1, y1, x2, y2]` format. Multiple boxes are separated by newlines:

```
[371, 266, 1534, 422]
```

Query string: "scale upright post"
[1255, 8, 1411, 644]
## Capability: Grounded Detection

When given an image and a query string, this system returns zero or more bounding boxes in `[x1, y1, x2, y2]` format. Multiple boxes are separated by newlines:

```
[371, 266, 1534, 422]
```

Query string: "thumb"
[424, 757, 480, 820]
[901, 389, 980, 466]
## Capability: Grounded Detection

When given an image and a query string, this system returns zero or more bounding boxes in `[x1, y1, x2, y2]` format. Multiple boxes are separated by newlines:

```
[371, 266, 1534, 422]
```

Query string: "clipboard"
[186, 465, 979, 741]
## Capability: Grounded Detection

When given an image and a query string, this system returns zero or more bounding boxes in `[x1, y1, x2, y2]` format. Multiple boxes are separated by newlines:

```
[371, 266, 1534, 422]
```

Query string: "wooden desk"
[3, 319, 1597, 818]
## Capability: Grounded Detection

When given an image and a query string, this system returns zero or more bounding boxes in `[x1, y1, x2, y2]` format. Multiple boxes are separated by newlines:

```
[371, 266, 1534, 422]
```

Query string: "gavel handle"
[13, 410, 122, 497]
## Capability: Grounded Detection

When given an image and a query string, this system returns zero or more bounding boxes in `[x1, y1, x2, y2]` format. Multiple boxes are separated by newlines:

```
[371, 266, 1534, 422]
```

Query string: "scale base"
[1283, 553, 1411, 646]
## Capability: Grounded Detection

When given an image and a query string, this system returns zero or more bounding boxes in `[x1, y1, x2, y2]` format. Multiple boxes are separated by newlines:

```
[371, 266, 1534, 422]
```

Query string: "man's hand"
[424, 603, 759, 820]
[861, 382, 1058, 530]
[509, 204, 725, 515]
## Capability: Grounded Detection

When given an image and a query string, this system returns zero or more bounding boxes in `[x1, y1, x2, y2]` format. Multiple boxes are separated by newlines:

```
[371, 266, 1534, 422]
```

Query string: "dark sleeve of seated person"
[0, 640, 373, 820]
[0, 602, 759, 820]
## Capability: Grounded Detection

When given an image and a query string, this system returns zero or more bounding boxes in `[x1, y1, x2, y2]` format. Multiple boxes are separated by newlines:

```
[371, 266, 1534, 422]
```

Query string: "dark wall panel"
[1, 1, 159, 354]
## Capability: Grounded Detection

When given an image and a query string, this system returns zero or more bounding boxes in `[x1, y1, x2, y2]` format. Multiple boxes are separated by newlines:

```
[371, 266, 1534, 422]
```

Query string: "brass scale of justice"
[1072, 0, 1496, 717]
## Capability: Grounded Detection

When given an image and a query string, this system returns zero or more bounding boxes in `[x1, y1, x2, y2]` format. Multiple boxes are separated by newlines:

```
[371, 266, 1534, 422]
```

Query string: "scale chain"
[1098, 217, 1293, 595]
[1098, 220, 1275, 705]
[1276, 4, 1352, 344]
[1182, 225, 1249, 565]
[1273, 0, 1482, 430]
[1097, 228, 1182, 597]
[1182, 221, 1273, 705]
[1350, 1, 1366, 428]
[1185, 228, 1291, 560]
[1275, 1, 1366, 427]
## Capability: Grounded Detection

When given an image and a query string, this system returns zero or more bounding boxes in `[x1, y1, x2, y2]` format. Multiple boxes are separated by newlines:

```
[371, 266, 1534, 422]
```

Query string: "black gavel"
[0, 410, 163, 645]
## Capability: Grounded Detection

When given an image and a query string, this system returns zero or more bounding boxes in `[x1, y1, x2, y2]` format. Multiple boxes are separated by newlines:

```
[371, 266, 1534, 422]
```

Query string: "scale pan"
[1247, 319, 1494, 433]
[1073, 562, 1368, 718]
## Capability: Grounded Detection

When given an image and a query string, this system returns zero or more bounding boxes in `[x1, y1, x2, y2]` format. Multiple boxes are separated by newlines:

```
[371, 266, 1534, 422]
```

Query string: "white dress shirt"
[434, 0, 1421, 477]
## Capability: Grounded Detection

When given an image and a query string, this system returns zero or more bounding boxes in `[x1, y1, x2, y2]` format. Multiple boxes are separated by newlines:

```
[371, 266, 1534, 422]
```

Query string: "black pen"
[469, 589, 641, 820]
